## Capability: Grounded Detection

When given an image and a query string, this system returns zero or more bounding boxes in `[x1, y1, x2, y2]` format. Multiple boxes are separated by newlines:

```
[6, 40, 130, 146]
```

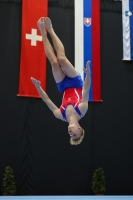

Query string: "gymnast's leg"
[37, 17, 65, 83]
[44, 17, 78, 78]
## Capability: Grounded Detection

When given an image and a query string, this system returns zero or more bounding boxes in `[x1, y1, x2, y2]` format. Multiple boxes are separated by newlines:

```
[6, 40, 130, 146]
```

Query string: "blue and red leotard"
[60, 88, 84, 122]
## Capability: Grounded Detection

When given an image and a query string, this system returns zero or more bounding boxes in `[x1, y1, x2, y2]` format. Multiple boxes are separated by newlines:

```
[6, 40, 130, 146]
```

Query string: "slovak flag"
[122, 0, 133, 60]
[74, 0, 101, 102]
[18, 0, 48, 98]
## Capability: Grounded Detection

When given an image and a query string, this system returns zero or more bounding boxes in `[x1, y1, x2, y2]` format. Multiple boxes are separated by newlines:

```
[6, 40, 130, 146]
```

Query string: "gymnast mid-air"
[31, 17, 91, 145]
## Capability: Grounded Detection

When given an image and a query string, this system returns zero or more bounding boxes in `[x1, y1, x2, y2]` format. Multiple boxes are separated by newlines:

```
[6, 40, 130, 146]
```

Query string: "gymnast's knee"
[51, 58, 59, 68]
[57, 55, 67, 66]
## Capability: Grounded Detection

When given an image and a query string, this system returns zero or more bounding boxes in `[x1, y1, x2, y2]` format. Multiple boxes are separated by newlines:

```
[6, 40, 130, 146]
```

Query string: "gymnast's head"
[68, 123, 85, 145]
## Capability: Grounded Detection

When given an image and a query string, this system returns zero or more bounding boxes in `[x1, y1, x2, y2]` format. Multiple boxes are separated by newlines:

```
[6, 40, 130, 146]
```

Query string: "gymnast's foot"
[37, 17, 47, 36]
[44, 17, 53, 32]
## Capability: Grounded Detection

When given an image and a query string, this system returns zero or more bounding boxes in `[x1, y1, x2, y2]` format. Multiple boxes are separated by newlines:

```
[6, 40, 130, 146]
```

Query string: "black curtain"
[0, 0, 133, 195]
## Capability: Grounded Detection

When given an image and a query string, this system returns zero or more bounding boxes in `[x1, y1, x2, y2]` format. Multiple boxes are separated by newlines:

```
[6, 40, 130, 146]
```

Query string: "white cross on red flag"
[18, 0, 48, 98]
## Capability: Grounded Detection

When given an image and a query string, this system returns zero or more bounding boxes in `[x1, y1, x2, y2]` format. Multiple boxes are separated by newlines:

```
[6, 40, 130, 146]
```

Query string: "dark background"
[0, 0, 133, 195]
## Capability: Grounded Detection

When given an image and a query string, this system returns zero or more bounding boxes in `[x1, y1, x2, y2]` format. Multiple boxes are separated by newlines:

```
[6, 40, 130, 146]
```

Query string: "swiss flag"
[18, 0, 48, 98]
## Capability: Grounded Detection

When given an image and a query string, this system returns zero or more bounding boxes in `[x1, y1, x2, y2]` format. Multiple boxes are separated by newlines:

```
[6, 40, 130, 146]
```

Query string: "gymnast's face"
[68, 124, 82, 140]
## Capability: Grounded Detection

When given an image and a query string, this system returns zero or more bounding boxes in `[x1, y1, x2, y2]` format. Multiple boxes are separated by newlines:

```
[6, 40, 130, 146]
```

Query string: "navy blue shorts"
[56, 74, 83, 93]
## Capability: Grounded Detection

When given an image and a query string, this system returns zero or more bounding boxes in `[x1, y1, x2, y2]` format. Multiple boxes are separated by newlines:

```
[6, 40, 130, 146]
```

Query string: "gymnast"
[31, 17, 91, 145]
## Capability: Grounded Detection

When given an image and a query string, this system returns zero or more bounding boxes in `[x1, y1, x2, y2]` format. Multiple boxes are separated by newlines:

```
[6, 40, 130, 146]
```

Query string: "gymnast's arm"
[30, 77, 63, 120]
[78, 61, 91, 115]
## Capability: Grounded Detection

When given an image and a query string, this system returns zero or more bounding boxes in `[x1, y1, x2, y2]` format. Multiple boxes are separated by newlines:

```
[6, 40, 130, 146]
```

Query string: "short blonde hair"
[70, 129, 85, 145]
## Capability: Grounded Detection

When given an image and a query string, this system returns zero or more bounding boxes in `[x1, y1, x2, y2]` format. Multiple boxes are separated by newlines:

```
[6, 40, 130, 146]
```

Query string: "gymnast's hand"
[83, 60, 90, 76]
[30, 77, 41, 88]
